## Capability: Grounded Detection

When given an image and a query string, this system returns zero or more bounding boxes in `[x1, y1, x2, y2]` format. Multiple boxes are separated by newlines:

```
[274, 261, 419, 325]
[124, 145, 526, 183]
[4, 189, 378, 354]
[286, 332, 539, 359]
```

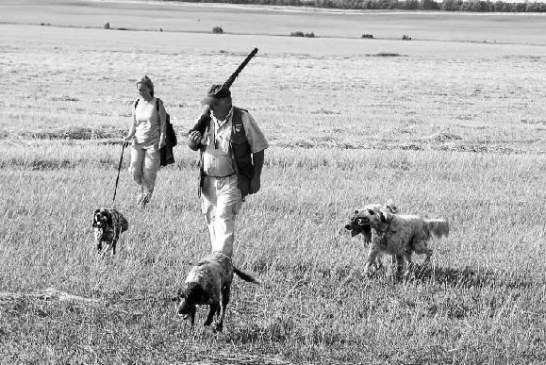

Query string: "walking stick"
[112, 141, 127, 204]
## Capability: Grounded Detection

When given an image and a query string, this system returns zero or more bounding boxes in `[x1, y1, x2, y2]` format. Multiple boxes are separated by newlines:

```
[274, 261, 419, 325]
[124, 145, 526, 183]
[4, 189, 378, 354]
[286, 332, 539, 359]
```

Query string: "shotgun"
[192, 48, 259, 134]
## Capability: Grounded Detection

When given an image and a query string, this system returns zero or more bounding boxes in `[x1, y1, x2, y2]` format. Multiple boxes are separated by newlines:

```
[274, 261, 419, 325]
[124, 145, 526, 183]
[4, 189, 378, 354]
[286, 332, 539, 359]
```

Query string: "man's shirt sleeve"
[241, 111, 269, 154]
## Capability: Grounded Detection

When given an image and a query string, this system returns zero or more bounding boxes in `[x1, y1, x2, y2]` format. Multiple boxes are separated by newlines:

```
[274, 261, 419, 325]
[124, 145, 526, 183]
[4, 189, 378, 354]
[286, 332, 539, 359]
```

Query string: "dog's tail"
[425, 219, 449, 239]
[233, 267, 260, 284]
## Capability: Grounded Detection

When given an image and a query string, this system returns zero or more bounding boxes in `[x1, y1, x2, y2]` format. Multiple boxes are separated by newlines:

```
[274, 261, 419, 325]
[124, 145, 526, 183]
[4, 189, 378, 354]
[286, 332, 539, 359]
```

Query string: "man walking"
[188, 85, 268, 257]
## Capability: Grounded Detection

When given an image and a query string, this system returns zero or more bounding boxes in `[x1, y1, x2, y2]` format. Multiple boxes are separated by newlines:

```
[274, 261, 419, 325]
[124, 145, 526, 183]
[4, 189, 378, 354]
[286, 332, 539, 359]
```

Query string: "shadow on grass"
[409, 264, 535, 289]
[252, 258, 536, 290]
[341, 264, 536, 289]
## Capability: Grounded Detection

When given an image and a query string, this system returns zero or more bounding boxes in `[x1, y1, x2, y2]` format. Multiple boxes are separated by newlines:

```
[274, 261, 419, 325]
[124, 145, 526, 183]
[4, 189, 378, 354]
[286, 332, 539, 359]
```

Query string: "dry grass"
[0, 1, 546, 364]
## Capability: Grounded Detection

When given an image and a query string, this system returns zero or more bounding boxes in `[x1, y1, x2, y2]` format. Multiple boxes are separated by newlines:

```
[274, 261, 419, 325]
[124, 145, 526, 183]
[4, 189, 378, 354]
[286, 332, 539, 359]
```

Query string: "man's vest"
[192, 107, 254, 197]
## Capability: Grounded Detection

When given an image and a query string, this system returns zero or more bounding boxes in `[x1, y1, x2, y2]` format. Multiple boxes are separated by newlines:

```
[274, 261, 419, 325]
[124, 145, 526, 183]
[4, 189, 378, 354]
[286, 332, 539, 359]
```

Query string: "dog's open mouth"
[348, 228, 359, 237]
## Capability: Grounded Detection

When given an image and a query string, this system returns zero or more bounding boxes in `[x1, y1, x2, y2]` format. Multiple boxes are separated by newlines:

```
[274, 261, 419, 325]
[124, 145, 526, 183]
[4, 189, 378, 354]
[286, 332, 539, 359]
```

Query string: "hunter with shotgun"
[188, 48, 268, 258]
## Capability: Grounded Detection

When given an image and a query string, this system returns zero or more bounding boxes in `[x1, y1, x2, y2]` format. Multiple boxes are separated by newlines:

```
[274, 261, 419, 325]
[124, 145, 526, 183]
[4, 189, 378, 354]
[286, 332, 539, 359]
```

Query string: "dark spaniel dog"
[176, 252, 259, 332]
[92, 208, 128, 255]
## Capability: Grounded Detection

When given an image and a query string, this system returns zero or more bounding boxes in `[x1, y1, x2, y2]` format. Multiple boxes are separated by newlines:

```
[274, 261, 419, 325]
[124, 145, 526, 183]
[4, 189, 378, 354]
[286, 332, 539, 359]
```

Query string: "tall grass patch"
[1, 146, 545, 362]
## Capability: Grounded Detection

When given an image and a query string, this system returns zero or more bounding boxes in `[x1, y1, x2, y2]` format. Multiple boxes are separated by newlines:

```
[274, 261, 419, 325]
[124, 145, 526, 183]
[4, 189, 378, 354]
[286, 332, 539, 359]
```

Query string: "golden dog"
[348, 203, 449, 276]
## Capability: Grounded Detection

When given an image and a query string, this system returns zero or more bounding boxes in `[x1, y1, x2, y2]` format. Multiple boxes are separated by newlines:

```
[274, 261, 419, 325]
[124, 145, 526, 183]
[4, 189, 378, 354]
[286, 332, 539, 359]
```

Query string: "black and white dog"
[92, 208, 128, 255]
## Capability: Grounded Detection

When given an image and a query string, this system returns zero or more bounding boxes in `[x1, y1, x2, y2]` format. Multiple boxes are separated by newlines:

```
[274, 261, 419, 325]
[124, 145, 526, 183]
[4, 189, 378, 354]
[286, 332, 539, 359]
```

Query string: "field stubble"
[0, 11, 546, 365]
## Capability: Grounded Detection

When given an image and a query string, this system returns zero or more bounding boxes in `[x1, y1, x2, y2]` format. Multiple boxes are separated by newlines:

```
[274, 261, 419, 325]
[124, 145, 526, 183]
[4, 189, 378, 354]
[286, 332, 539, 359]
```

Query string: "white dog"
[349, 203, 449, 276]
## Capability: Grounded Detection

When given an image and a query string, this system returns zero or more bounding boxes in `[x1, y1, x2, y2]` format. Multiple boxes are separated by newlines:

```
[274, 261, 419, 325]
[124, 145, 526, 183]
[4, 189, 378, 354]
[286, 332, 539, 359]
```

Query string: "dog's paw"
[213, 321, 223, 333]
[363, 266, 374, 278]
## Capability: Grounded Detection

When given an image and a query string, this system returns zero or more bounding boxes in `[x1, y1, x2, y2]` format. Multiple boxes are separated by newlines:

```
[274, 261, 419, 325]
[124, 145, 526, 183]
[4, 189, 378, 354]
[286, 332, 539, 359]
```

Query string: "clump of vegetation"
[369, 52, 403, 57]
[104, 22, 110, 30]
[212, 26, 224, 34]
[290, 31, 315, 38]
[361, 33, 374, 39]
[21, 127, 125, 140]
[402, 35, 412, 40]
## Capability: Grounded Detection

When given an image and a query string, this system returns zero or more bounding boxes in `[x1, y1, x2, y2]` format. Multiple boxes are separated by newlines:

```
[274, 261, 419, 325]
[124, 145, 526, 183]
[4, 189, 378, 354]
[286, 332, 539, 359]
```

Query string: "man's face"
[210, 98, 232, 118]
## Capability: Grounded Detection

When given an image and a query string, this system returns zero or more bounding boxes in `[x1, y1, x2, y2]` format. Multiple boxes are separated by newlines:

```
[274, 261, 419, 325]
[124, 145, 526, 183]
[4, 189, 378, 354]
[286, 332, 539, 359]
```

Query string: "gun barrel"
[223, 48, 258, 89]
[191, 48, 259, 135]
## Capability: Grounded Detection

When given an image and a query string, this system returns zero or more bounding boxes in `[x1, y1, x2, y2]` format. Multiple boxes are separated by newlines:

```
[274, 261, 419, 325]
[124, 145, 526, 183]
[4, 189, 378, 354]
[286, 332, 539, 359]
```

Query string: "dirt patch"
[430, 132, 463, 143]
[0, 288, 102, 304]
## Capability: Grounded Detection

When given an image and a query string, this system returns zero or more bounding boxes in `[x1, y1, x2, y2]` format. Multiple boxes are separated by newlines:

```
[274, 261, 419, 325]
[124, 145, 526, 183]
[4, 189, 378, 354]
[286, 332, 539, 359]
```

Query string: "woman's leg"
[141, 147, 160, 205]
[129, 147, 146, 202]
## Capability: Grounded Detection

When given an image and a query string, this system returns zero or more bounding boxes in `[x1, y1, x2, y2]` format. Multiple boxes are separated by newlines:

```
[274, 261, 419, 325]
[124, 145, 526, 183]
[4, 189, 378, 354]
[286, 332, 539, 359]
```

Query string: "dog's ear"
[192, 284, 208, 303]
[384, 200, 398, 214]
[184, 283, 208, 303]
[106, 211, 113, 225]
[195, 284, 208, 303]
[426, 219, 449, 239]
[379, 207, 393, 223]
[92, 209, 100, 227]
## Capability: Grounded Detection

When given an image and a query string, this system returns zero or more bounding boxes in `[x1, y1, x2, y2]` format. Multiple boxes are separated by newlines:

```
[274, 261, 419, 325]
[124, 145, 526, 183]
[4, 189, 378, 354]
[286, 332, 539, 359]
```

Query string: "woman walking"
[124, 75, 166, 207]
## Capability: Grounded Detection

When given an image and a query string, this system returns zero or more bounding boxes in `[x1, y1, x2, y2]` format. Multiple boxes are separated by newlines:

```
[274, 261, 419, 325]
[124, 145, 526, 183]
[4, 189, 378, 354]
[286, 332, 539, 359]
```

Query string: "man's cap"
[201, 84, 231, 105]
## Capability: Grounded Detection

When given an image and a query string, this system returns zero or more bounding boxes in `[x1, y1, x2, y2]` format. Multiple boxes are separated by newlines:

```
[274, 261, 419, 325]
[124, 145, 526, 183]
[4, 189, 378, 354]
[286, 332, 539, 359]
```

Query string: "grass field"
[1, 1, 546, 364]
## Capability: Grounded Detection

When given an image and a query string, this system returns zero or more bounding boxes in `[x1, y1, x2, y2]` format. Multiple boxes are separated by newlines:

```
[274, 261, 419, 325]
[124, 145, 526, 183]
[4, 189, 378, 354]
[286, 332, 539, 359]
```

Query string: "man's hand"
[188, 130, 202, 150]
[249, 176, 261, 194]
[123, 135, 133, 145]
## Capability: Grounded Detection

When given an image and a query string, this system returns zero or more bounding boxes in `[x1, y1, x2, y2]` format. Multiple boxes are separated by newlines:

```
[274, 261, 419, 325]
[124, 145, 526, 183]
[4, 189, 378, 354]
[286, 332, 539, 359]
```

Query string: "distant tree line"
[168, 0, 546, 12]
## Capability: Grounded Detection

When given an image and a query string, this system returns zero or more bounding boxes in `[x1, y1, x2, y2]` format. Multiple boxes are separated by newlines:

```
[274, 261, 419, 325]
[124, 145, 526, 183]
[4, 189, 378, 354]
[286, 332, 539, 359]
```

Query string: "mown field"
[1, 1, 546, 364]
